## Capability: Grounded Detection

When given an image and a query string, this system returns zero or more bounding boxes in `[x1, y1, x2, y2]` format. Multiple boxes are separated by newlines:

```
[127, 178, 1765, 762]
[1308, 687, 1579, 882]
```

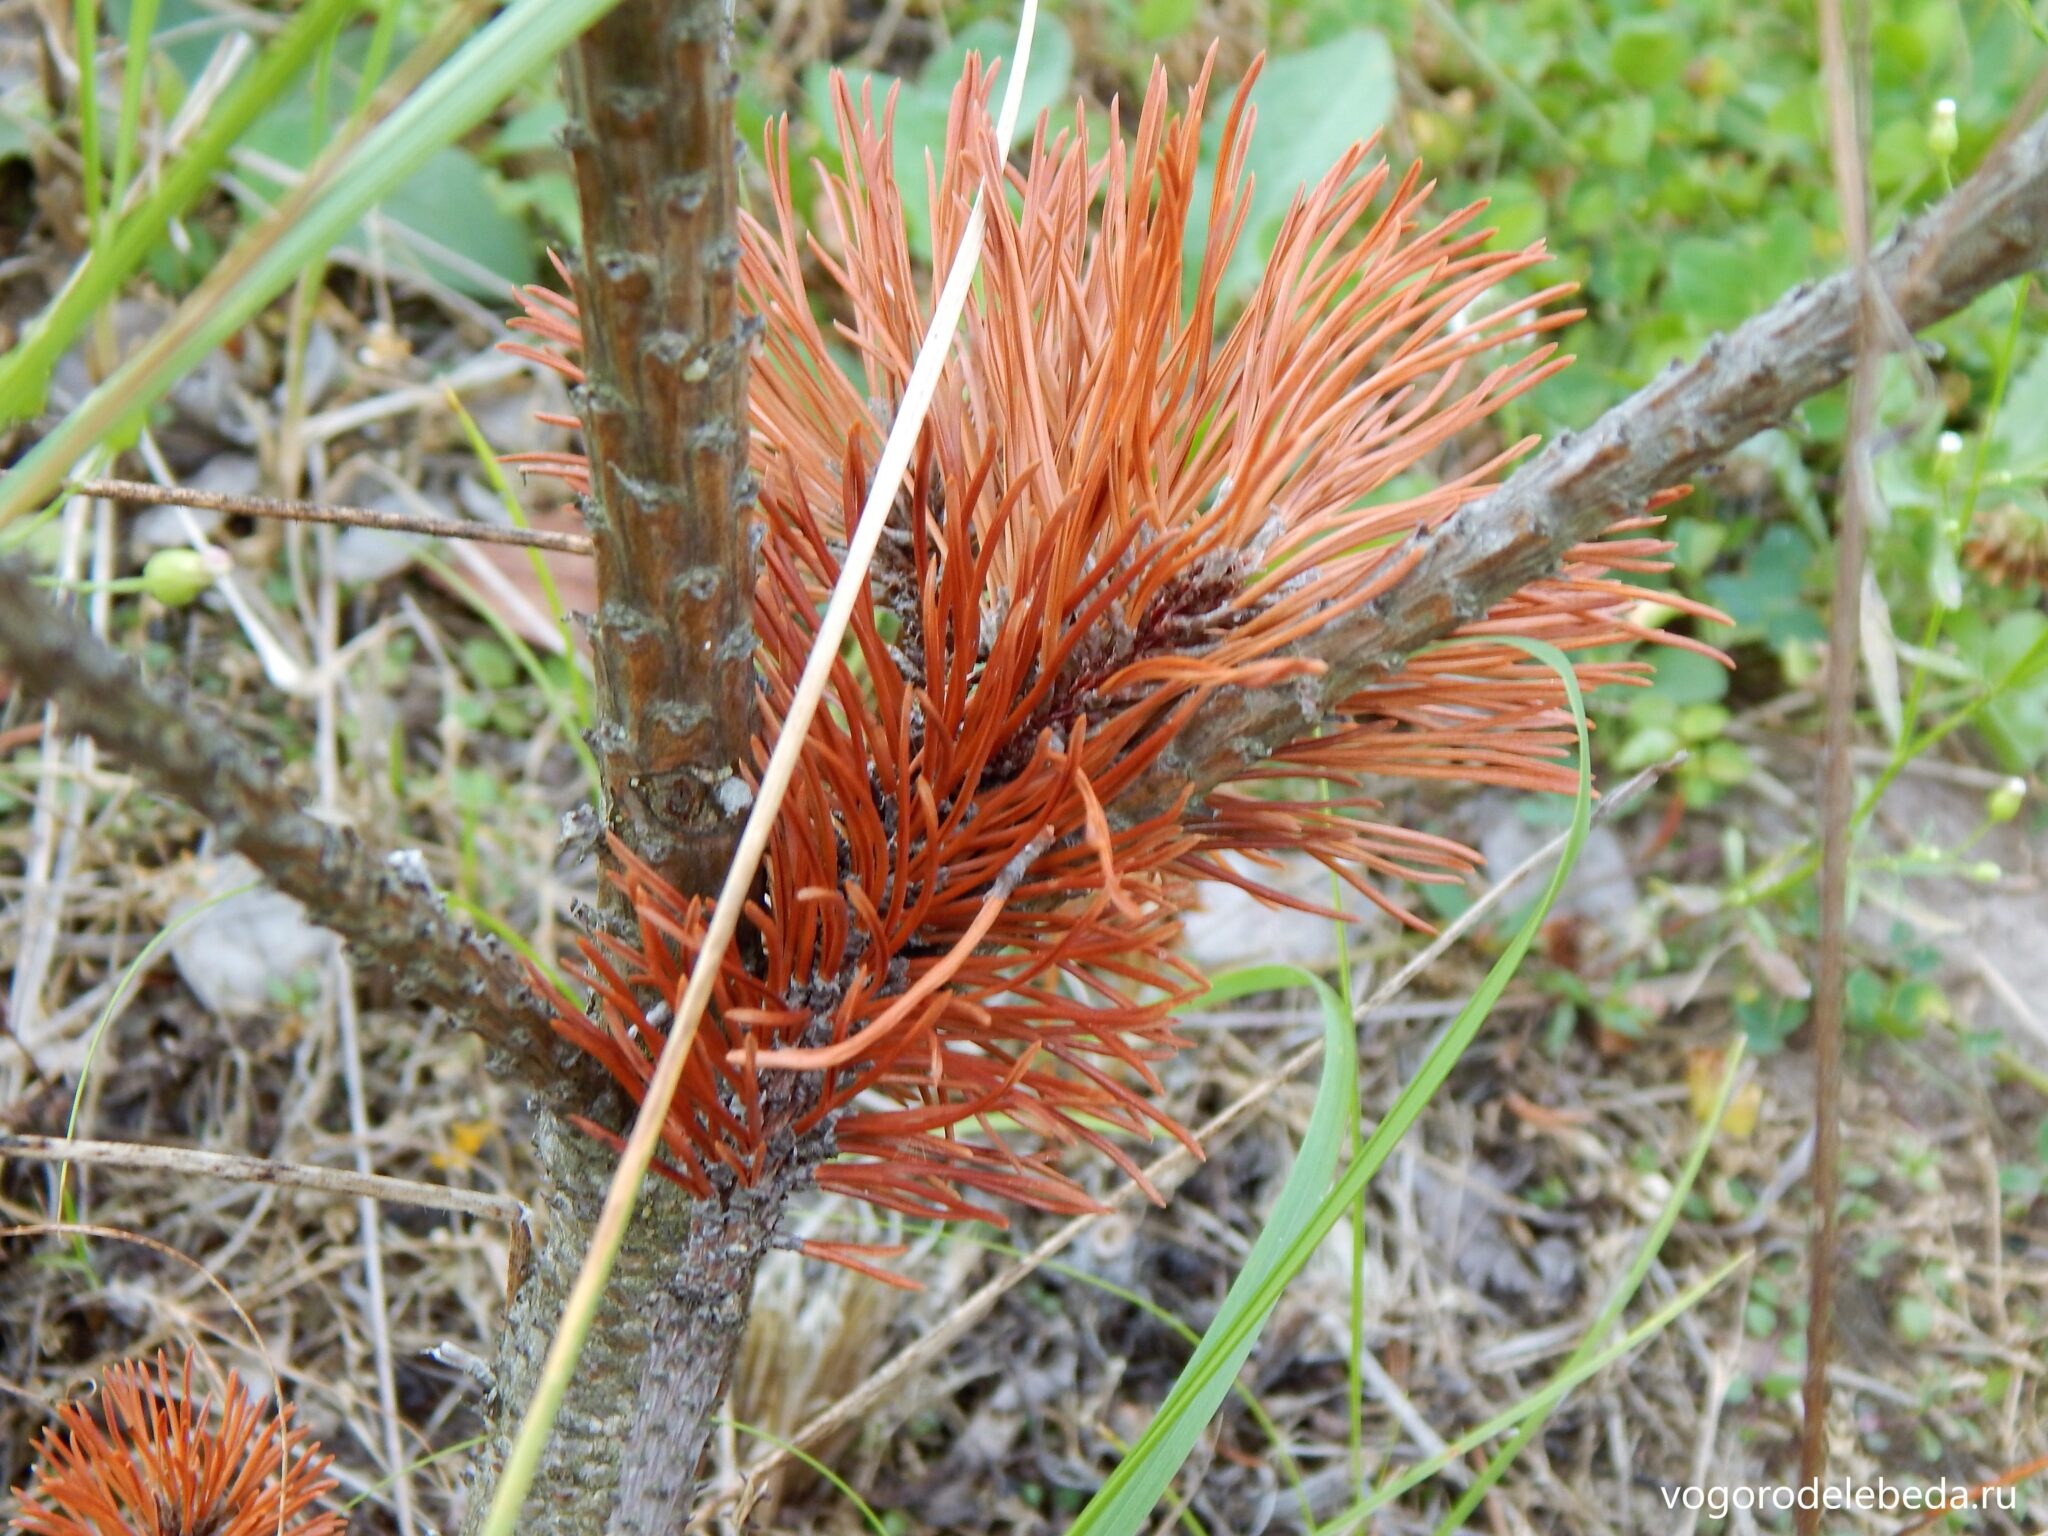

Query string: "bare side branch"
[0, 562, 566, 1087]
[1156, 106, 2048, 805]
[561, 0, 757, 900]
[72, 478, 595, 554]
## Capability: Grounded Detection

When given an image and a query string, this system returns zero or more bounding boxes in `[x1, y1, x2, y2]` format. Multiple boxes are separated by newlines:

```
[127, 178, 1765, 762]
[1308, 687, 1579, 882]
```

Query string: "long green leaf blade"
[1431, 1037, 1751, 1533]
[0, 0, 631, 519]
[1064, 960, 1357, 1535]
[1067, 637, 1593, 1535]
[0, 0, 363, 421]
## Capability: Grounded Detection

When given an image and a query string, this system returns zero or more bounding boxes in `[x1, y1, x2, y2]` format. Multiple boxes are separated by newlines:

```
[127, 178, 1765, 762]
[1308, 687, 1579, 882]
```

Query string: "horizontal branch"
[0, 1131, 527, 1225]
[73, 478, 595, 555]
[0, 561, 576, 1092]
[1157, 105, 2048, 800]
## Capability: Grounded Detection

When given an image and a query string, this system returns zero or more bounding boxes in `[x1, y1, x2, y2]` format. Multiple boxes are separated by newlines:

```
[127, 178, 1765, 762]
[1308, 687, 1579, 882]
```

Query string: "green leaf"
[1482, 177, 1547, 249]
[1699, 740, 1752, 787]
[1594, 97, 1656, 168]
[493, 97, 570, 159]
[1609, 17, 1689, 91]
[806, 17, 1073, 261]
[1615, 724, 1681, 771]
[1992, 342, 2048, 471]
[1664, 237, 1754, 330]
[1702, 524, 1824, 647]
[926, 18, 1075, 139]
[1956, 610, 2048, 771]
[1132, 0, 1198, 42]
[1067, 638, 1592, 1535]
[1198, 30, 1396, 304]
[0, 108, 31, 163]
[241, 96, 534, 296]
[105, 0, 245, 86]
[1062, 959, 1356, 1534]
[1649, 647, 1732, 706]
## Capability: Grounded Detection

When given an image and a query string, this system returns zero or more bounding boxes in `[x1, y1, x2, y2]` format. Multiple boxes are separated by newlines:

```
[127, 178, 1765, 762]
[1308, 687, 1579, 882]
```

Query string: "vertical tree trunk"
[458, 1113, 700, 1536]
[608, 1184, 785, 1533]
[561, 0, 758, 903]
[459, 2, 774, 1530]
[458, 1108, 784, 1536]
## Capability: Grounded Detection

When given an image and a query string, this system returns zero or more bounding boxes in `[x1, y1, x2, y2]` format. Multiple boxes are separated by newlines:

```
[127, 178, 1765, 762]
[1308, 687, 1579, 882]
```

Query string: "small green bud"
[1986, 776, 2026, 824]
[141, 547, 225, 607]
[1967, 859, 2003, 884]
[1929, 98, 1959, 160]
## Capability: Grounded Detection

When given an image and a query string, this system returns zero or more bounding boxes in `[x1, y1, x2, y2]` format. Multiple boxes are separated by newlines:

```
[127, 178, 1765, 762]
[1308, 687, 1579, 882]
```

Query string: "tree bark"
[453, 1108, 789, 1536]
[608, 1183, 784, 1534]
[455, 1111, 704, 1536]
[560, 0, 758, 904]
[460, 5, 773, 1532]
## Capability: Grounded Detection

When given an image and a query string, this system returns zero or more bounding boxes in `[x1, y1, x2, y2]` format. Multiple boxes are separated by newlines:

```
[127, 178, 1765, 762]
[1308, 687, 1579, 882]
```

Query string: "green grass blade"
[0, 0, 632, 516]
[444, 893, 573, 1000]
[351, 0, 405, 118]
[72, 0, 103, 238]
[1061, 960, 1356, 1534]
[0, 0, 363, 422]
[1317, 1255, 1747, 1534]
[969, 1224, 1316, 1526]
[342, 1436, 487, 1511]
[1431, 1037, 1751, 1534]
[110, 0, 162, 209]
[723, 1418, 893, 1536]
[445, 388, 593, 729]
[1319, 772, 1368, 1496]
[1065, 637, 1592, 1536]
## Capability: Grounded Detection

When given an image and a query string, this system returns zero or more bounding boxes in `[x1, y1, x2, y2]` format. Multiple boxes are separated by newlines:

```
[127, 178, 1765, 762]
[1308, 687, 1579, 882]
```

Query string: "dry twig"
[0, 1131, 526, 1225]
[71, 477, 595, 554]
[1799, 0, 1877, 1519]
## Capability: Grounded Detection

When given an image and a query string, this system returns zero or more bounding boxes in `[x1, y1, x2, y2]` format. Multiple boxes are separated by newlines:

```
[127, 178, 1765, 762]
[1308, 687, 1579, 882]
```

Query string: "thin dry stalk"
[70, 477, 595, 553]
[0, 1133, 527, 1224]
[1799, 0, 1876, 1520]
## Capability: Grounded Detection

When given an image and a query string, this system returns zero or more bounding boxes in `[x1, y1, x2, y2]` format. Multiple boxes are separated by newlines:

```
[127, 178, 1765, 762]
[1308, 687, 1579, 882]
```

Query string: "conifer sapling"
[10, 1351, 341, 1536]
[503, 53, 1725, 1278]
